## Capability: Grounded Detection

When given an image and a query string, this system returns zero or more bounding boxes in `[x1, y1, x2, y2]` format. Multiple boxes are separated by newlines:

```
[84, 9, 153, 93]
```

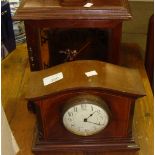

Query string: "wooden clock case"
[14, 0, 132, 71]
[60, 0, 87, 6]
[25, 60, 145, 154]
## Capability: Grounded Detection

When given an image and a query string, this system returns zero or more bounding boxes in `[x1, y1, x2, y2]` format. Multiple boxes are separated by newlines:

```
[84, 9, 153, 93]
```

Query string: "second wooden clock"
[25, 60, 145, 155]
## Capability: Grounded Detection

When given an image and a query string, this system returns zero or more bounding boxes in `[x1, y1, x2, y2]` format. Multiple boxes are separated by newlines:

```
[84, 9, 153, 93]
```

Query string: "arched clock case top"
[25, 60, 145, 154]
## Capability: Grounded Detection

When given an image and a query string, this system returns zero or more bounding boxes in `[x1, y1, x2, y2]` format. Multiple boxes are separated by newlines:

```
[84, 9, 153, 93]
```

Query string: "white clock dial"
[62, 96, 109, 136]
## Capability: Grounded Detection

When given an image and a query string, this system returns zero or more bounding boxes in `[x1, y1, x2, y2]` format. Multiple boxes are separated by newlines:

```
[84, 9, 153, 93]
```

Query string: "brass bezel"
[62, 94, 111, 136]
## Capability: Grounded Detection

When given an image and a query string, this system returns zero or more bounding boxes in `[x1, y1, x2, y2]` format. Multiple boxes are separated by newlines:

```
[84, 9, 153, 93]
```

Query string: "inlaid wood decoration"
[25, 60, 145, 155]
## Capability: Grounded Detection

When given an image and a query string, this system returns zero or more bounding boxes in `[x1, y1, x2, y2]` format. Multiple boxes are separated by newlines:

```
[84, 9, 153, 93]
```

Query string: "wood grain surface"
[14, 0, 132, 20]
[25, 60, 145, 100]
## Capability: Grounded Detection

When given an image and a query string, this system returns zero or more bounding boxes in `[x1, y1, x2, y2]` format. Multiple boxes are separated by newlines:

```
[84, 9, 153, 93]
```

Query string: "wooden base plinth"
[32, 132, 139, 155]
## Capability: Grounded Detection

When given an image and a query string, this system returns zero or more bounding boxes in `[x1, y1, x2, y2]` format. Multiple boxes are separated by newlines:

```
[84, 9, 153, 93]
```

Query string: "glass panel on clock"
[40, 28, 109, 69]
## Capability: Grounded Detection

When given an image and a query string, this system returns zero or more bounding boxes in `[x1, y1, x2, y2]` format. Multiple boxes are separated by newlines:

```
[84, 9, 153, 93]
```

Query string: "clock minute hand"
[85, 111, 97, 120]
[86, 120, 103, 126]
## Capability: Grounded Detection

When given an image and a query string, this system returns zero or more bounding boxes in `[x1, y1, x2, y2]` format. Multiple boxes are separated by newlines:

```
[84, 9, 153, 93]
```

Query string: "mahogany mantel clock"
[14, 0, 132, 71]
[25, 60, 145, 154]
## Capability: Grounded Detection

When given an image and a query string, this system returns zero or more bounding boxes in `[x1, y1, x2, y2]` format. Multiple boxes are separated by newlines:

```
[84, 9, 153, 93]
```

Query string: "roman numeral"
[74, 106, 78, 112]
[68, 112, 73, 117]
[81, 104, 86, 110]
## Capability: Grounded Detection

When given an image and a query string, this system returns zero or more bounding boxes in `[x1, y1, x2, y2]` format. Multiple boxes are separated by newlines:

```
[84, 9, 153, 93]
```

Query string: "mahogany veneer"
[25, 60, 145, 154]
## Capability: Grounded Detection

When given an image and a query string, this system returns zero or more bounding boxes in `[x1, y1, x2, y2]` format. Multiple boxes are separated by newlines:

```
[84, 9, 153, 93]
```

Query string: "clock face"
[62, 95, 109, 136]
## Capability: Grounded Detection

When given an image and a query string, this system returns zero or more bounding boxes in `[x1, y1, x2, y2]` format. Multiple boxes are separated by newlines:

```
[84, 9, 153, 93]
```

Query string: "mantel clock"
[25, 60, 145, 154]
